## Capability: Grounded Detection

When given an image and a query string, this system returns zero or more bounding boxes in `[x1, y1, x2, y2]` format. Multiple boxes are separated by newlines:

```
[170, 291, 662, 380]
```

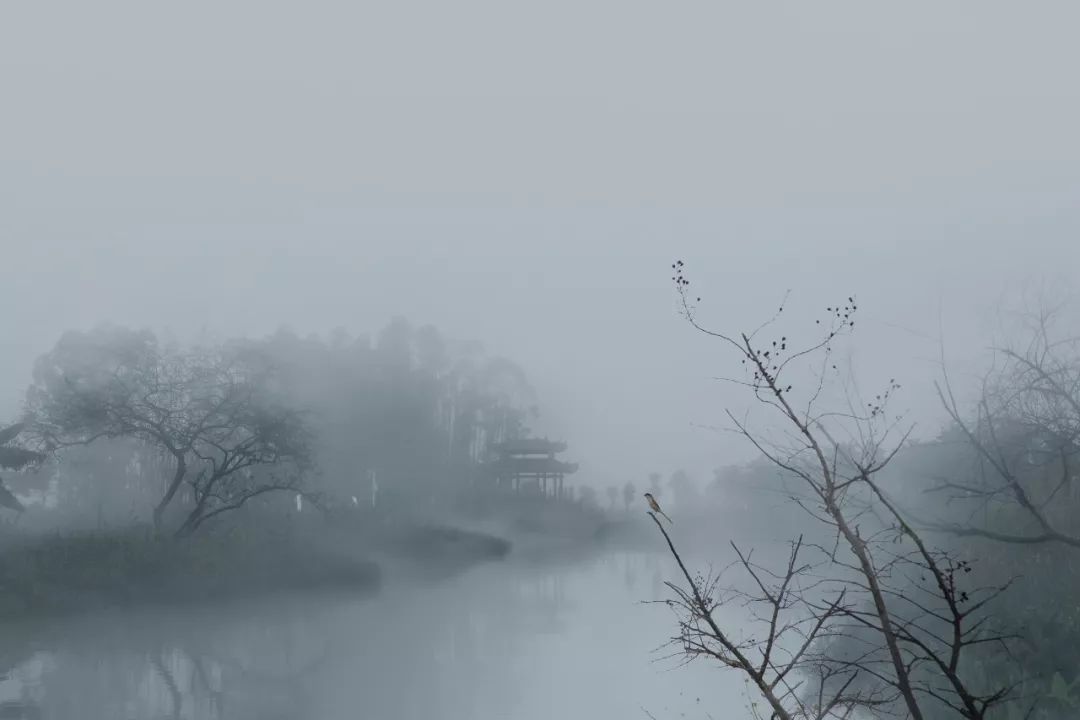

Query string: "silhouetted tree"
[824, 428, 1080, 718]
[26, 325, 312, 535]
[622, 481, 635, 513]
[651, 260, 1017, 720]
[239, 320, 536, 509]
[647, 472, 662, 502]
[38, 437, 163, 529]
[605, 485, 618, 511]
[578, 485, 599, 511]
[898, 300, 1080, 715]
[667, 469, 701, 509]
[20, 318, 543, 533]
[935, 301, 1080, 548]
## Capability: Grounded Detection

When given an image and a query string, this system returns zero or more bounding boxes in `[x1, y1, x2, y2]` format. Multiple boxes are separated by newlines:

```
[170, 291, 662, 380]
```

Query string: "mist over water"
[0, 550, 745, 720]
[3, 2, 1080, 718]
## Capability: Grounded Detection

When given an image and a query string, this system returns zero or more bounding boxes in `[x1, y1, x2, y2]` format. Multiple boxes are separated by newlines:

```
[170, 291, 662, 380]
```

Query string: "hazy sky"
[3, 1, 1079, 490]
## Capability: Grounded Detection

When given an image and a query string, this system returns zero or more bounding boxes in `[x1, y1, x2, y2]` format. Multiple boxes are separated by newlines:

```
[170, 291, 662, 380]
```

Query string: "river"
[0, 548, 749, 719]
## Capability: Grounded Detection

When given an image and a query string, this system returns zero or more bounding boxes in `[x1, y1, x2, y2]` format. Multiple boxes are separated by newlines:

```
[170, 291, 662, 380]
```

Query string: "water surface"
[0, 550, 747, 719]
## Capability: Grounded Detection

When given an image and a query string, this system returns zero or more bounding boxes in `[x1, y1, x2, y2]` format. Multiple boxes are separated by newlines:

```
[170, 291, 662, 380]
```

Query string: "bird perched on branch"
[644, 492, 672, 524]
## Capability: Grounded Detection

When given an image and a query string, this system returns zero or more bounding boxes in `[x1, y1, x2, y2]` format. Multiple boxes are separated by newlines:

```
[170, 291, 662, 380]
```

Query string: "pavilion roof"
[492, 438, 568, 456]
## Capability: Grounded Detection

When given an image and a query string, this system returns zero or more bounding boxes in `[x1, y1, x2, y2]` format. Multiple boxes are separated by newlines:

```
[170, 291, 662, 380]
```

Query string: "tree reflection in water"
[0, 551, 742, 720]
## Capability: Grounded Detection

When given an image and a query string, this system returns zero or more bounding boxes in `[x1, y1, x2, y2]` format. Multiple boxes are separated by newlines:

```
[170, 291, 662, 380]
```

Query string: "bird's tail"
[659, 510, 673, 524]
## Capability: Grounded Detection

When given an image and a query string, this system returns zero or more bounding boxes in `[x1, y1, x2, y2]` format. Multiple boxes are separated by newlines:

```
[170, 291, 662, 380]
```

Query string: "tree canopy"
[20, 319, 540, 535]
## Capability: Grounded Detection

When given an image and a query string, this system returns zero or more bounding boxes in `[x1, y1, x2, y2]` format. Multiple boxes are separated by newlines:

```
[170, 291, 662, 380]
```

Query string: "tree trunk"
[153, 454, 187, 532]
[828, 500, 925, 720]
[174, 513, 199, 538]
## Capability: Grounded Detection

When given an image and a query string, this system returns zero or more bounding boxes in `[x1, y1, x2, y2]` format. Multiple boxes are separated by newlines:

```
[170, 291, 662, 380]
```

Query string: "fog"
[1, 555, 750, 720]
[2, 2, 1080, 719]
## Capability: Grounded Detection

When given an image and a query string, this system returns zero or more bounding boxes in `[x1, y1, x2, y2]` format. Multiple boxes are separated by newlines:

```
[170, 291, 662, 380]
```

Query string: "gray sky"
[3, 1, 1079, 490]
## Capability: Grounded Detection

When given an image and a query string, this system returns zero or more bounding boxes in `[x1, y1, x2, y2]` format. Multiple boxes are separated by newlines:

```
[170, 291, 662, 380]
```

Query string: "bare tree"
[172, 383, 313, 537]
[26, 326, 312, 535]
[935, 301, 1080, 547]
[649, 521, 885, 720]
[653, 260, 1017, 719]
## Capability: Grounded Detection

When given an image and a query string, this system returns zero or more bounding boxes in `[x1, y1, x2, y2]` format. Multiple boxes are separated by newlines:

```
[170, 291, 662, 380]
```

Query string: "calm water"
[0, 549, 747, 719]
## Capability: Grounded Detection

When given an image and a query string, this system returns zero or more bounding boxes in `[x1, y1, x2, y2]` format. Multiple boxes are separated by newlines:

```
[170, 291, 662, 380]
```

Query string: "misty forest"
[3, 3, 1080, 720]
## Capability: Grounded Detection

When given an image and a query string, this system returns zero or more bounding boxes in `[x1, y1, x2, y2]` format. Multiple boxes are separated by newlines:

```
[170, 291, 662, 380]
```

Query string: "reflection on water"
[0, 551, 745, 719]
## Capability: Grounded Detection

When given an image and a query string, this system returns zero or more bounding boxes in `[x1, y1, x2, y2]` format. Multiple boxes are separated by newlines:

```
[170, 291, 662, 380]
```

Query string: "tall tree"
[667, 469, 700, 509]
[605, 485, 619, 511]
[235, 320, 536, 509]
[27, 325, 312, 535]
[622, 481, 635, 513]
[652, 260, 1016, 719]
[935, 301, 1080, 547]
[647, 472, 662, 502]
[577, 485, 599, 511]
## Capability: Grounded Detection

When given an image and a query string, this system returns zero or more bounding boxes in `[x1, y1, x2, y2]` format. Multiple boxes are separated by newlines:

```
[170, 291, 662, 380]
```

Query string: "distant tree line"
[4, 317, 539, 537]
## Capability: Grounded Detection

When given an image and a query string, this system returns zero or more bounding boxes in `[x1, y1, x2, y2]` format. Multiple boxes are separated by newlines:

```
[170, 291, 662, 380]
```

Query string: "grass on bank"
[0, 522, 381, 618]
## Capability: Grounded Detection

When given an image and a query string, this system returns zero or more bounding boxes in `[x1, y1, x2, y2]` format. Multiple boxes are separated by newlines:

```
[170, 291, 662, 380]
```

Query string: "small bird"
[644, 492, 672, 524]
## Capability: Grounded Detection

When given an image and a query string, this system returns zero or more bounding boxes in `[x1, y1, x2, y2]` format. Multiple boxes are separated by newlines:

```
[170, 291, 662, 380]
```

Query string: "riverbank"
[0, 517, 512, 620]
[0, 544, 733, 720]
[0, 501, 694, 621]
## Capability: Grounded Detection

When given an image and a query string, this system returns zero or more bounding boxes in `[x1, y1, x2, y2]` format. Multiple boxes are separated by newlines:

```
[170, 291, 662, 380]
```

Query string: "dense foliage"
[16, 318, 538, 536]
[230, 317, 537, 511]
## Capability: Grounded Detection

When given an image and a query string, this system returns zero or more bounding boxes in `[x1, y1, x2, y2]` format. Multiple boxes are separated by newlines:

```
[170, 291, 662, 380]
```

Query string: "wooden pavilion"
[485, 437, 578, 499]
